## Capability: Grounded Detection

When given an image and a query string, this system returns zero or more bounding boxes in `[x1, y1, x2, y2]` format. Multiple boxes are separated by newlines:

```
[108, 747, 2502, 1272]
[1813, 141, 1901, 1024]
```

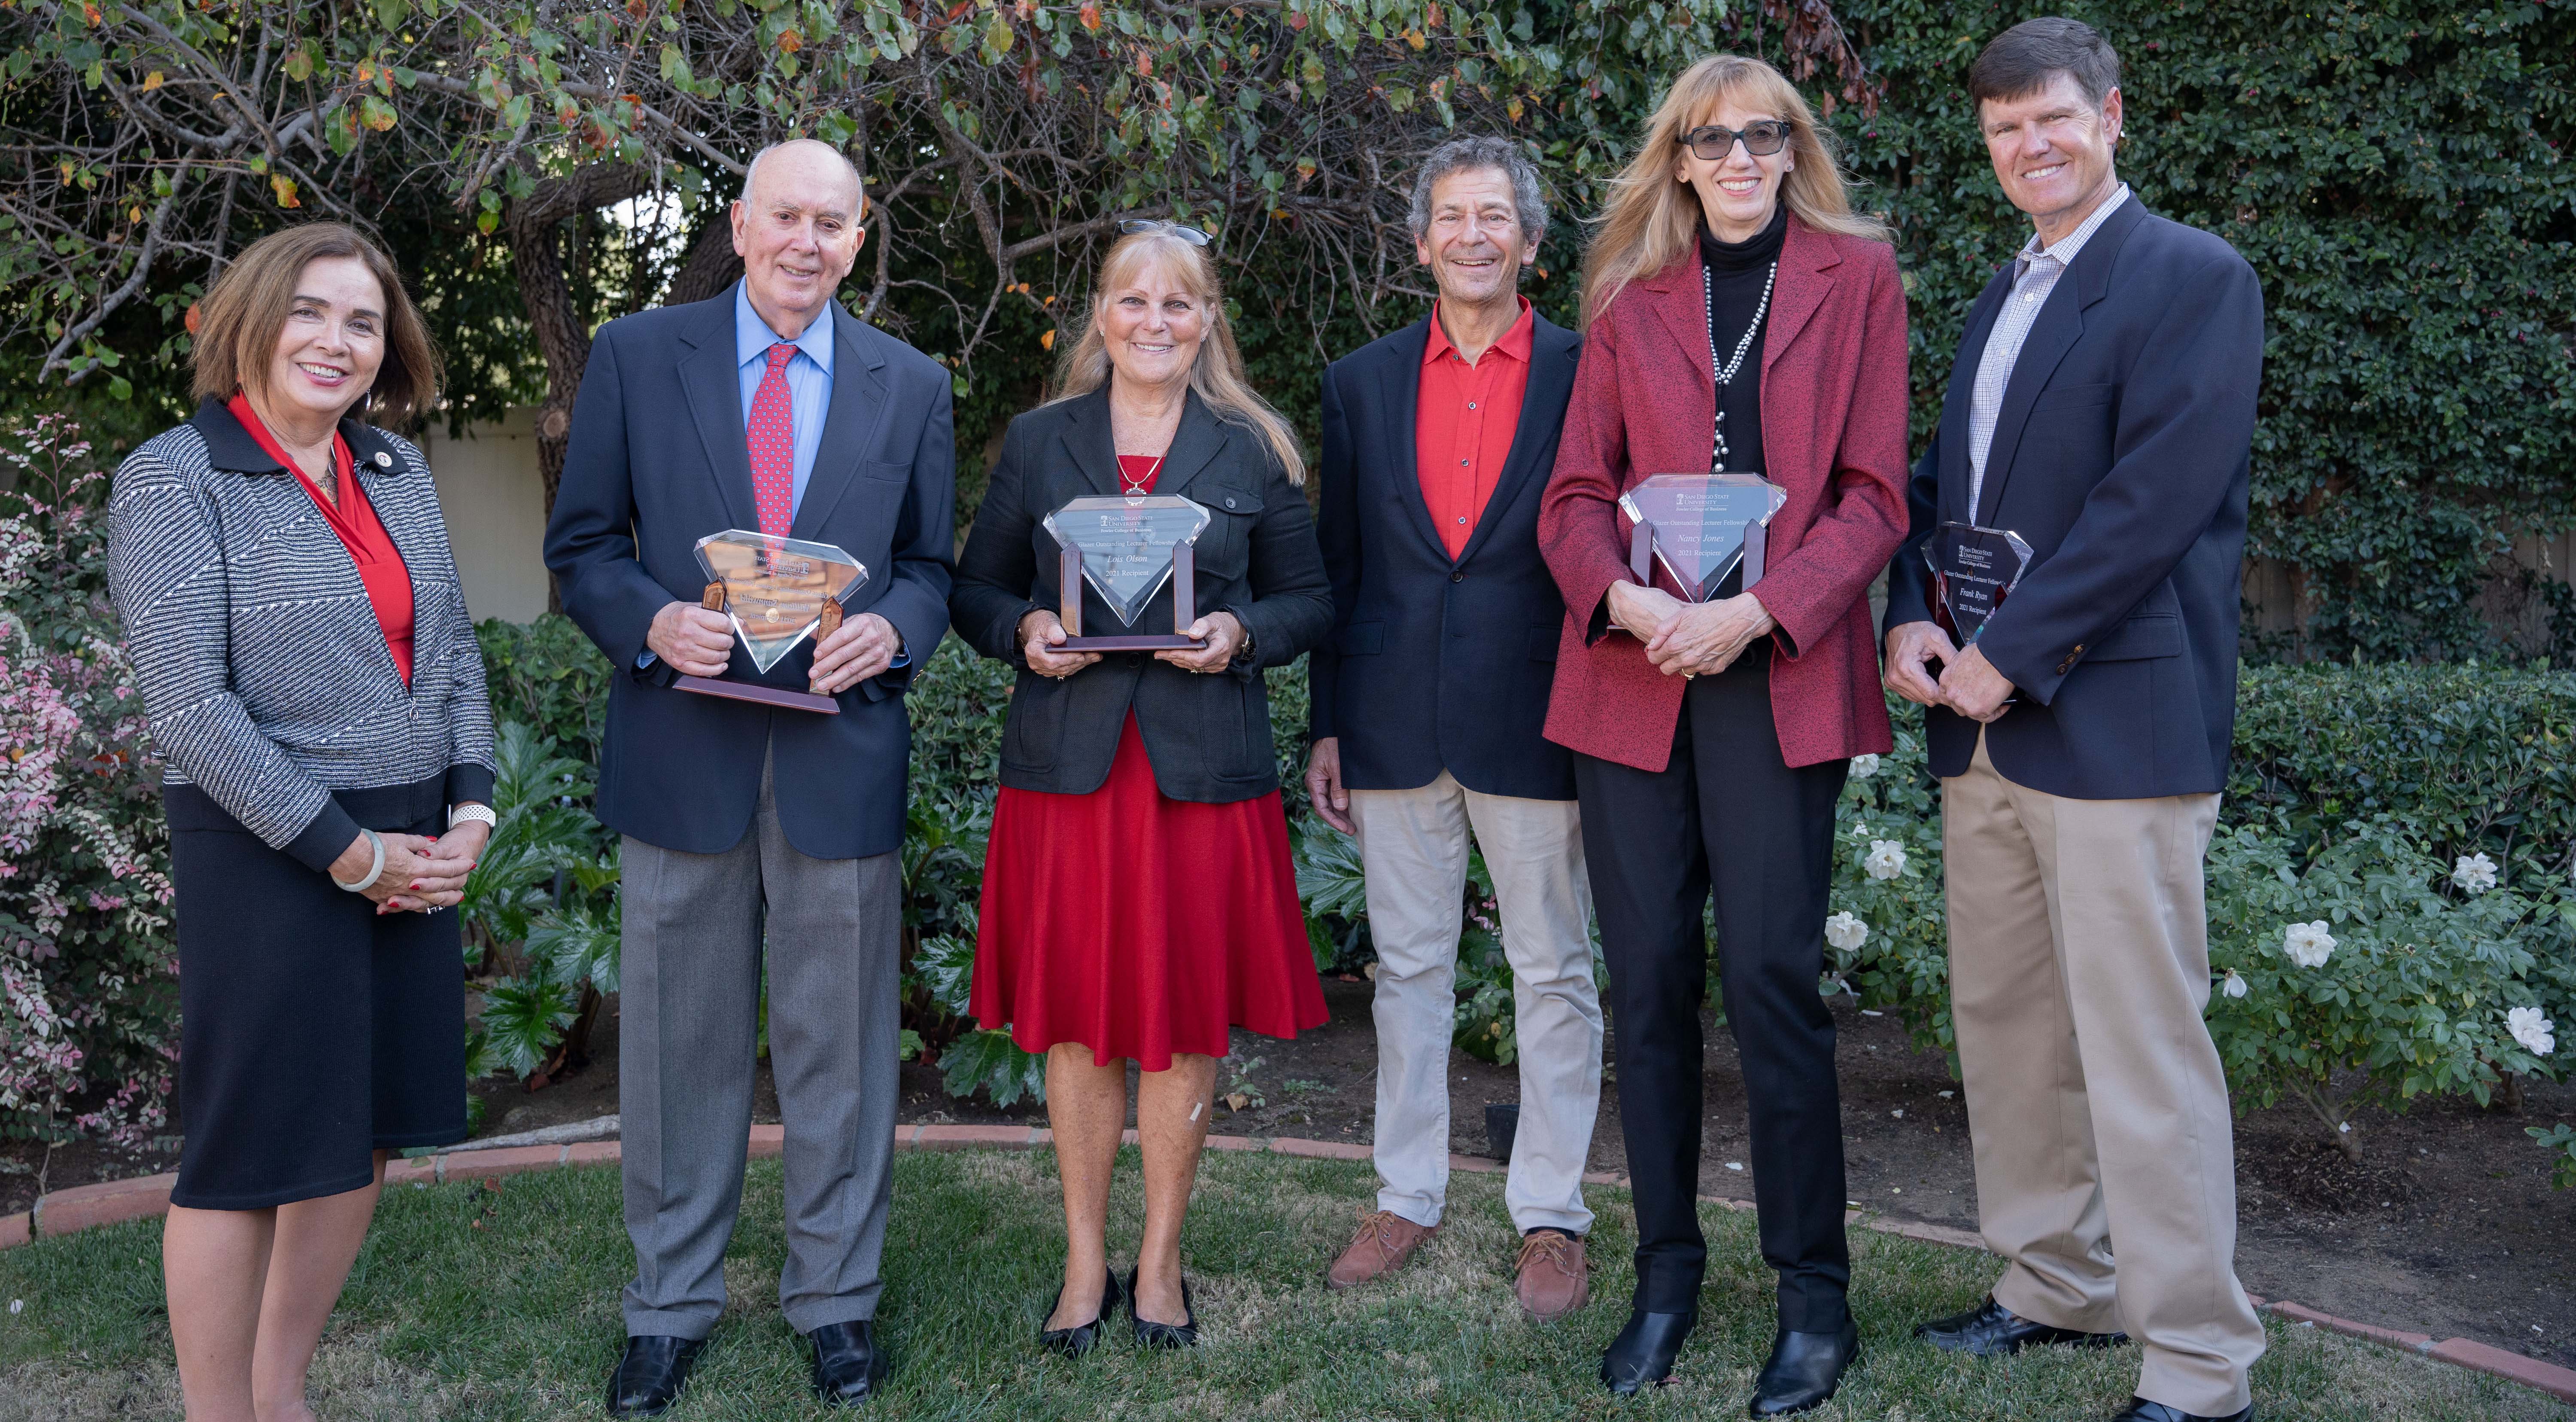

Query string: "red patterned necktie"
[747, 341, 797, 536]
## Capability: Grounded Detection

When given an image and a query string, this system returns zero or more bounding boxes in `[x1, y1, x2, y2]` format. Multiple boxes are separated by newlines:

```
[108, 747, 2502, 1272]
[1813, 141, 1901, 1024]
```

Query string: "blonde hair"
[1579, 55, 1889, 329]
[1048, 230, 1305, 484]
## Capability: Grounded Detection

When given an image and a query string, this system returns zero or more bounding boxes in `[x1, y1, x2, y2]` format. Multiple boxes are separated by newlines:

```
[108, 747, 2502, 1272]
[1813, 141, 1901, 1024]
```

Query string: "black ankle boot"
[1599, 1308, 1695, 1394]
[1750, 1320, 1860, 1416]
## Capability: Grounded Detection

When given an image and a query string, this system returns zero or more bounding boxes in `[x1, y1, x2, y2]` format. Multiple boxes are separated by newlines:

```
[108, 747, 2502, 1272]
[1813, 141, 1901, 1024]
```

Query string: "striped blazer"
[108, 399, 497, 872]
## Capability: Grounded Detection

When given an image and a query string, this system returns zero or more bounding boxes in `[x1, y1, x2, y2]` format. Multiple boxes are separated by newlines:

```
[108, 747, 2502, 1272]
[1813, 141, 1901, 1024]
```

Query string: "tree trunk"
[665, 218, 744, 309]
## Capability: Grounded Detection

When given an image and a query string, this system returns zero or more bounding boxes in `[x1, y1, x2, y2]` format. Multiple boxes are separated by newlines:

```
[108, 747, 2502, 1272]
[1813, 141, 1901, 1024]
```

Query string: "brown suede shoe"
[1326, 1209, 1437, 1290]
[1514, 1229, 1590, 1321]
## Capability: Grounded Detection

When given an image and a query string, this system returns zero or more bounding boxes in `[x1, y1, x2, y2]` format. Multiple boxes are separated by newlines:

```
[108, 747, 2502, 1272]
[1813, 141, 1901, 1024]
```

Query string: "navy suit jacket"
[543, 289, 956, 859]
[1885, 200, 2264, 799]
[1309, 311, 1581, 801]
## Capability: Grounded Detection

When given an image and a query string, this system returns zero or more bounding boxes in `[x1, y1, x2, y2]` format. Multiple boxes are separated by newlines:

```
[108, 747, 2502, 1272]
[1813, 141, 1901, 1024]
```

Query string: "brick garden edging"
[3, 1124, 2570, 1405]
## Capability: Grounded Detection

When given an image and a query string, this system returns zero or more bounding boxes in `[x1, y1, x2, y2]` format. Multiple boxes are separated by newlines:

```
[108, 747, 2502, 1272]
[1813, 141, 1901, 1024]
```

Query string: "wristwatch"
[448, 802, 499, 832]
[1230, 620, 1258, 667]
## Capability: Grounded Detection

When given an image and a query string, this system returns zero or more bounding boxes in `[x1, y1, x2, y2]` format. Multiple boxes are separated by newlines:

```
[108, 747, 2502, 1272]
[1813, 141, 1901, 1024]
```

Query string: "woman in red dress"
[950, 222, 1333, 1354]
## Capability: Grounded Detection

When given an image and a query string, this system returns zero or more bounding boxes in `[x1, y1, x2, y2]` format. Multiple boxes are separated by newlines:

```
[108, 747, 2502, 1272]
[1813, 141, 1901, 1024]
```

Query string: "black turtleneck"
[1697, 201, 1787, 480]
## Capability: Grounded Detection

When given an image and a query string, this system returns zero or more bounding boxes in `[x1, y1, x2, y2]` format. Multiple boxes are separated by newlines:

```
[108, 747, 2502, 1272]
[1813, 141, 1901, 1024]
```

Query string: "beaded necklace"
[1704, 258, 1778, 472]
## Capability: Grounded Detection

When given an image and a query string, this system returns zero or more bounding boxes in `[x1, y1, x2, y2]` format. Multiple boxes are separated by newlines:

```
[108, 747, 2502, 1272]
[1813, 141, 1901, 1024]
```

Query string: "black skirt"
[166, 776, 468, 1210]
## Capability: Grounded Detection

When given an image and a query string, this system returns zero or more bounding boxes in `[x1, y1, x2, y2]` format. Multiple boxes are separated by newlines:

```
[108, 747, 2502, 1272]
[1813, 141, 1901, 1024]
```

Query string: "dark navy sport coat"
[543, 289, 956, 859]
[1309, 311, 1582, 801]
[1885, 199, 2265, 800]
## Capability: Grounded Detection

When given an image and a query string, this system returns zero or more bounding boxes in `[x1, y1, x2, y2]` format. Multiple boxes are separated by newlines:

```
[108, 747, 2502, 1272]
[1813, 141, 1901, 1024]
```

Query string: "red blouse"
[228, 394, 415, 685]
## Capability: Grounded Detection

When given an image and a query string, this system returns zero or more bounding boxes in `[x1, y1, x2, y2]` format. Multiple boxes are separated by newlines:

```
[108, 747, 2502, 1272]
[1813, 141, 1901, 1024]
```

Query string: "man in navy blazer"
[545, 139, 954, 1414]
[1305, 137, 1601, 1321]
[1882, 21, 2266, 1422]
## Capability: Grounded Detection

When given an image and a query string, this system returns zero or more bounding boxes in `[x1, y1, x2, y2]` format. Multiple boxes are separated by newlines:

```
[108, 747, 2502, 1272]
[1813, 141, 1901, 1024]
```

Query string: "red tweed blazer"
[1538, 215, 1911, 772]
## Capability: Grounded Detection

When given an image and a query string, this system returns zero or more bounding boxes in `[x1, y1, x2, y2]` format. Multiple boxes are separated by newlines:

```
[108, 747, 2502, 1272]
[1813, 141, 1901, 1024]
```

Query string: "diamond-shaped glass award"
[1925, 520, 2034, 644]
[1042, 495, 1213, 649]
[676, 530, 868, 714]
[1618, 473, 1790, 603]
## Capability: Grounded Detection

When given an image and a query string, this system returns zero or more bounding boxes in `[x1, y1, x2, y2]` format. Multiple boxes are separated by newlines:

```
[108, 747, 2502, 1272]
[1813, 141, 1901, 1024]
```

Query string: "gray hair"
[741, 138, 866, 212]
[1407, 136, 1549, 257]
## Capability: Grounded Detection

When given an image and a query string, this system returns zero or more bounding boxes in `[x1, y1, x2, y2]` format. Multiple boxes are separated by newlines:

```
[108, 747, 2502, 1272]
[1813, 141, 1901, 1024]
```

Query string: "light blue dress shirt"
[735, 279, 835, 516]
[641, 284, 903, 673]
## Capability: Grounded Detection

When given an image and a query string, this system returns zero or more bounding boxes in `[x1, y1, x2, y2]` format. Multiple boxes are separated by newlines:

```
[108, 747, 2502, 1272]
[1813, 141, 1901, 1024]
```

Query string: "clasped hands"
[1015, 607, 1244, 678]
[648, 598, 900, 697]
[1606, 579, 1774, 678]
[1883, 620, 2014, 723]
[331, 819, 489, 916]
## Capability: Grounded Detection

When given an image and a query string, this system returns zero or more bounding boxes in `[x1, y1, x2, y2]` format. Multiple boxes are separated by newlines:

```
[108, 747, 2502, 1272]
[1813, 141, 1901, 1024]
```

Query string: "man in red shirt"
[1306, 137, 1599, 1320]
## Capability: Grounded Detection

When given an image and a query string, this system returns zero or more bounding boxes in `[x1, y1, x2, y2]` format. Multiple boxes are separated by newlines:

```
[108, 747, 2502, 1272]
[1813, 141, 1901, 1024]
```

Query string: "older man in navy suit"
[1305, 136, 1601, 1322]
[546, 139, 954, 1415]
[1884, 20, 2266, 1422]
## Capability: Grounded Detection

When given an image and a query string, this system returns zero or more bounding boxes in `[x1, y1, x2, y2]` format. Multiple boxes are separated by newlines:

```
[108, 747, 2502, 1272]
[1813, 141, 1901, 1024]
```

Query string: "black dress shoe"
[805, 1320, 891, 1406]
[1128, 1268, 1199, 1349]
[2108, 1398, 2253, 1422]
[1599, 1309, 1695, 1395]
[1039, 1270, 1127, 1357]
[1750, 1322, 1860, 1417]
[606, 1335, 705, 1417]
[1914, 1295, 2129, 1357]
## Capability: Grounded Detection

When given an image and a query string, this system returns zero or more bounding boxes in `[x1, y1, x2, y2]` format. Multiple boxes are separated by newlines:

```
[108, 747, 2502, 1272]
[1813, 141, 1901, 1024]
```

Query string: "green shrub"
[0, 420, 173, 1145]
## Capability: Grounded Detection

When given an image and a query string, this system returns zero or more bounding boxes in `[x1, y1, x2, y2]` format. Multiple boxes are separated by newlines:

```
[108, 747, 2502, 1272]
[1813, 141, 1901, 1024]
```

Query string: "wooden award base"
[1057, 544, 1209, 652]
[671, 581, 845, 714]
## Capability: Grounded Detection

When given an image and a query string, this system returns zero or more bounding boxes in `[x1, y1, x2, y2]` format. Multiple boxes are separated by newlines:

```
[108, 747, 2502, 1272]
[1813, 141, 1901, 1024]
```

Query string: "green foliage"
[2228, 662, 2576, 881]
[0, 419, 173, 1145]
[2533, 1122, 2576, 1190]
[475, 617, 614, 769]
[2205, 822, 2565, 1157]
[1829, 0, 2576, 659]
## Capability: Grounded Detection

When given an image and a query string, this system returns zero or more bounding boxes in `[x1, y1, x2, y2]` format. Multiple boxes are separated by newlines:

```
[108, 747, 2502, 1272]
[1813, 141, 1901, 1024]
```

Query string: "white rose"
[1862, 839, 1908, 880]
[2508, 1006, 2555, 1057]
[1824, 911, 1869, 951]
[1849, 754, 1880, 779]
[2221, 970, 2248, 999]
[2281, 920, 2336, 969]
[2452, 852, 2499, 894]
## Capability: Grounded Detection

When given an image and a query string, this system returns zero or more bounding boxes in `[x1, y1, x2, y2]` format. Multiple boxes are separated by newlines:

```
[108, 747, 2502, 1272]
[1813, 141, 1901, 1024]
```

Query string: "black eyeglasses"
[1679, 120, 1793, 161]
[1118, 218, 1213, 246]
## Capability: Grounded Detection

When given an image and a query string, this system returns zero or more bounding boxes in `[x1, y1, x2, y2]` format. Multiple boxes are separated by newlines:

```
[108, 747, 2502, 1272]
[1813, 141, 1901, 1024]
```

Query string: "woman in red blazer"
[1537, 54, 1909, 1408]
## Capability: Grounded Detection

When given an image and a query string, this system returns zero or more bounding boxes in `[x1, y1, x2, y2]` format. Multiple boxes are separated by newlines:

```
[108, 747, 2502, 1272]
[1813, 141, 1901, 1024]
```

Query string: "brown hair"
[191, 223, 442, 429]
[1579, 55, 1888, 329]
[1969, 17, 2121, 110]
[1048, 229, 1305, 483]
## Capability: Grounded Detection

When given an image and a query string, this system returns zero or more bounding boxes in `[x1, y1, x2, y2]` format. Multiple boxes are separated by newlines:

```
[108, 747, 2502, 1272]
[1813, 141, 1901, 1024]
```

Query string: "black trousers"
[1573, 643, 1851, 1328]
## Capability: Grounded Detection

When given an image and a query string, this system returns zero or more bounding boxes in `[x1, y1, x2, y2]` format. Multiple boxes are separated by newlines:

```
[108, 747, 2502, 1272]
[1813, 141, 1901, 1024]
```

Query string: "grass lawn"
[1, 1148, 2566, 1421]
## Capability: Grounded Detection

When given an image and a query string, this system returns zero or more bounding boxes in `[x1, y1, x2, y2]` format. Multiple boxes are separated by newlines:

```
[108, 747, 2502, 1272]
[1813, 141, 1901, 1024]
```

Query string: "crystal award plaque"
[1924, 521, 2034, 644]
[679, 529, 869, 714]
[1043, 494, 1213, 651]
[1618, 473, 1790, 603]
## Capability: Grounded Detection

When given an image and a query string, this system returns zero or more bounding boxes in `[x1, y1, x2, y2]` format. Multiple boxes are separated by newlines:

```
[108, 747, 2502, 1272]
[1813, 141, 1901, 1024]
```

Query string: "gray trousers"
[617, 755, 901, 1339]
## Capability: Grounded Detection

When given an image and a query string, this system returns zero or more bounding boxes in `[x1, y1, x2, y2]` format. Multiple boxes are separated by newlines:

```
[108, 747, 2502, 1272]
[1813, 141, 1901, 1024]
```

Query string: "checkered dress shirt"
[1966, 184, 2131, 518]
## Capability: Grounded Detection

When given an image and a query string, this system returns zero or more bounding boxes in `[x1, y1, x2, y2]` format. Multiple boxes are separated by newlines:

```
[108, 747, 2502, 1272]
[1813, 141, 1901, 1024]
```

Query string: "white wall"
[421, 408, 551, 624]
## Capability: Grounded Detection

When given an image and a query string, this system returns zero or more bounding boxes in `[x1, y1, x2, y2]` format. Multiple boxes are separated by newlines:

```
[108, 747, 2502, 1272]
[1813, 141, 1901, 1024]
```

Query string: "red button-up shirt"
[228, 393, 416, 685]
[1416, 296, 1536, 559]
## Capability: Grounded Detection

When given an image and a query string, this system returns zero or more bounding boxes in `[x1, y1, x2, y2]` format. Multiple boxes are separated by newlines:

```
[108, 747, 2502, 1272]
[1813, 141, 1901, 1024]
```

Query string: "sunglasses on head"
[1679, 119, 1793, 161]
[1118, 219, 1214, 246]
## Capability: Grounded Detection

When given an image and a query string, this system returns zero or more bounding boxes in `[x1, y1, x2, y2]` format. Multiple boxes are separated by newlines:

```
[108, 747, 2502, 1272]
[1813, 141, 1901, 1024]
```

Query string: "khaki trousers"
[1944, 734, 2264, 1417]
[1349, 773, 1602, 1236]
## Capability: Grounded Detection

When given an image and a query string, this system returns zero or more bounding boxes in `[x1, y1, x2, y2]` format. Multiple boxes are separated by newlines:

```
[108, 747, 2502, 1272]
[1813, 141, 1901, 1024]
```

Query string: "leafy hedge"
[462, 622, 2570, 1166]
[1815, 0, 2576, 661]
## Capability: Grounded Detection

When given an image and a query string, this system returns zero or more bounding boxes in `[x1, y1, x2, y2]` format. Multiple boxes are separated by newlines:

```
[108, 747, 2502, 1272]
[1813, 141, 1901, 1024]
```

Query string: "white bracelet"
[448, 803, 498, 832]
[332, 828, 386, 893]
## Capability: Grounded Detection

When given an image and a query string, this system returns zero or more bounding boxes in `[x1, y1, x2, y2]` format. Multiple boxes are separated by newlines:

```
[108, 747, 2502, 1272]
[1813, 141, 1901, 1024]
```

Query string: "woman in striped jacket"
[108, 223, 495, 1422]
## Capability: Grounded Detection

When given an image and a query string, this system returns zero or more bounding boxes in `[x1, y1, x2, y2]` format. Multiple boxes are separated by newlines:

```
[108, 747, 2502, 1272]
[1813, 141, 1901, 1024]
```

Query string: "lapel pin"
[374, 451, 393, 468]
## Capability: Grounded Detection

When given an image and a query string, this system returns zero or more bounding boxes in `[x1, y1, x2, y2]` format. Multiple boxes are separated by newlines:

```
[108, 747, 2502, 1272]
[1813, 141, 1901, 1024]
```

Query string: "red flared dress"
[969, 454, 1328, 1070]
